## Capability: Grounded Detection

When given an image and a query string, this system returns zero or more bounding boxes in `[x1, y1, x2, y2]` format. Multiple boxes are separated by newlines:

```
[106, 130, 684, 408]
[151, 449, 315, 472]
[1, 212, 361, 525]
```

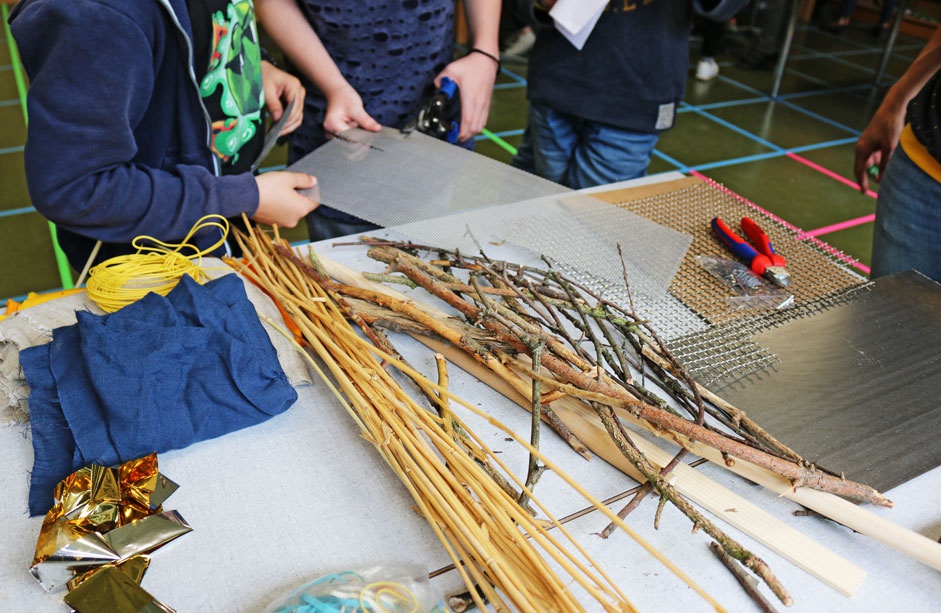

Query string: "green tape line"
[45, 223, 74, 289]
[4, 5, 74, 289]
[481, 128, 518, 156]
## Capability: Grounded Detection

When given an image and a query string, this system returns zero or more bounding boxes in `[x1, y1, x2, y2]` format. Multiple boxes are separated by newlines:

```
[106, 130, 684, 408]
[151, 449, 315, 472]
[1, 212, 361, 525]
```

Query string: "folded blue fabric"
[21, 274, 298, 515]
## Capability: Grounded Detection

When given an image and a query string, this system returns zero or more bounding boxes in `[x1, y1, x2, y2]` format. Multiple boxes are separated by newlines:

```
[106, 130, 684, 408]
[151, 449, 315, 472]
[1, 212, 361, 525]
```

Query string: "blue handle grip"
[439, 76, 458, 100]
[712, 217, 759, 264]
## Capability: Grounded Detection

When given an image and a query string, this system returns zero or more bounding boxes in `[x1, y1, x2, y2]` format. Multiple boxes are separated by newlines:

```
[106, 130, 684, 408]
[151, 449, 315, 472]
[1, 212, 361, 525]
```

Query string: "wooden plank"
[587, 176, 702, 205]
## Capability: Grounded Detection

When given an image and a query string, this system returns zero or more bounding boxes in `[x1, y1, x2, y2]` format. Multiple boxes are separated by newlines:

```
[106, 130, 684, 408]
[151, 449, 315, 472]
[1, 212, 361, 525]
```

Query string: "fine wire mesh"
[287, 127, 569, 226]
[391, 192, 692, 298]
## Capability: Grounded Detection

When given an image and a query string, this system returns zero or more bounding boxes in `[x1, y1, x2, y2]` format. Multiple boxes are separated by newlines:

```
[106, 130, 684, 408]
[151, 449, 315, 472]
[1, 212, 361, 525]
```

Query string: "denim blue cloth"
[511, 103, 660, 190]
[21, 274, 298, 515]
[871, 145, 941, 282]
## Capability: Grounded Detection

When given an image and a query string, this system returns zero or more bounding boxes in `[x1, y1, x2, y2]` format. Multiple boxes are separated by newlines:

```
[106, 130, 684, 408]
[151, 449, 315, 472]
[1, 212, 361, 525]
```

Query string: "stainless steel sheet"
[709, 270, 941, 492]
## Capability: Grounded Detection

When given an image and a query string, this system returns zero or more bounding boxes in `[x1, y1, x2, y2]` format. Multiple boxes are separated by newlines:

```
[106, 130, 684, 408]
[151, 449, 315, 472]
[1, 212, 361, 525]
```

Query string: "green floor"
[0, 20, 925, 301]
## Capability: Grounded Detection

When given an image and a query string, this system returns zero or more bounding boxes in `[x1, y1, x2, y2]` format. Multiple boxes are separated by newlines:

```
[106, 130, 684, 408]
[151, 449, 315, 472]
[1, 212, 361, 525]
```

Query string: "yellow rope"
[85, 215, 230, 313]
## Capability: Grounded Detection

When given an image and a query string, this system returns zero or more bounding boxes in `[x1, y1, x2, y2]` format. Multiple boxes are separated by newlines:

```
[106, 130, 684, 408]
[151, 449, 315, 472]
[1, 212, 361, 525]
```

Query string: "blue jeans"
[870, 145, 941, 282]
[511, 103, 660, 190]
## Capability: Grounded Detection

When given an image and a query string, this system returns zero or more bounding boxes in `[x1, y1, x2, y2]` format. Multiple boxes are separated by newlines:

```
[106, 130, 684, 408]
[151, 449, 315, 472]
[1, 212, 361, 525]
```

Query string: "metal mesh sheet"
[567, 179, 941, 490]
[708, 271, 941, 492]
[287, 127, 568, 226]
[591, 177, 868, 384]
[391, 192, 692, 298]
[594, 178, 866, 324]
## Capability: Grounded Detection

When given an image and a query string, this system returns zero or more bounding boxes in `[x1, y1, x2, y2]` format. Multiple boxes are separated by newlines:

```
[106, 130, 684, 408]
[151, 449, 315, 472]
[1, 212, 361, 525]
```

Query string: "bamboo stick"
[227, 228, 737, 612]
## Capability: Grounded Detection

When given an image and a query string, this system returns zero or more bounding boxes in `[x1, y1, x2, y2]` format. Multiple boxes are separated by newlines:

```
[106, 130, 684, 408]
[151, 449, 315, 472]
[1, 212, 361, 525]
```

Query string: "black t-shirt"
[188, 0, 266, 175]
[908, 69, 941, 161]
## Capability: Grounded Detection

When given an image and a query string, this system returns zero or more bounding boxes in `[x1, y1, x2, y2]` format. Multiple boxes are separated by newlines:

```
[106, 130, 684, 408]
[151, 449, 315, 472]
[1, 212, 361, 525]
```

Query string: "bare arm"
[855, 26, 941, 191]
[255, 0, 380, 136]
[438, 0, 501, 141]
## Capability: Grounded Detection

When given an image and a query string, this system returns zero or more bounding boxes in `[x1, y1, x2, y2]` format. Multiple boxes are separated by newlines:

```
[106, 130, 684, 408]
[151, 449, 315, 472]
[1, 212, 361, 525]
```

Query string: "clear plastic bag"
[697, 255, 794, 310]
[262, 564, 448, 613]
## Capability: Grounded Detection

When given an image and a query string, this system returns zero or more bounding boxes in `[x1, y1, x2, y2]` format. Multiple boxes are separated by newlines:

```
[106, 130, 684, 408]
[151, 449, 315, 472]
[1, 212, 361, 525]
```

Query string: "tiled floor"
[0, 17, 929, 302]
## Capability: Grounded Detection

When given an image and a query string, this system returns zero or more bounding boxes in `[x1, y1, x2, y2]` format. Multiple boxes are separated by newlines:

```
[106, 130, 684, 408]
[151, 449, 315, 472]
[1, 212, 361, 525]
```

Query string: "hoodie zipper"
[156, 0, 221, 177]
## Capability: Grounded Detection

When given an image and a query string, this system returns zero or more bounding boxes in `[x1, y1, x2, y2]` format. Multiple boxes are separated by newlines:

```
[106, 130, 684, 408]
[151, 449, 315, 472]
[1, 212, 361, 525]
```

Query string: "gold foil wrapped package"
[64, 556, 175, 613]
[29, 453, 190, 609]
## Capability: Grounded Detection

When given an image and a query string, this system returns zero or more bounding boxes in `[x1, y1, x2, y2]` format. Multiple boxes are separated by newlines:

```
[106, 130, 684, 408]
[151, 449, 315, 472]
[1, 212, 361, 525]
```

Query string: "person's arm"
[854, 26, 941, 191]
[255, 0, 381, 136]
[437, 0, 501, 141]
[12, 1, 315, 245]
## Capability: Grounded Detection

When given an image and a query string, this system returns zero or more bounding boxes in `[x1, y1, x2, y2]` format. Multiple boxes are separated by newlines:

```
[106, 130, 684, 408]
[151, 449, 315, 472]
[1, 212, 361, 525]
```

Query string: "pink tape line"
[802, 213, 876, 238]
[689, 170, 870, 274]
[786, 151, 878, 200]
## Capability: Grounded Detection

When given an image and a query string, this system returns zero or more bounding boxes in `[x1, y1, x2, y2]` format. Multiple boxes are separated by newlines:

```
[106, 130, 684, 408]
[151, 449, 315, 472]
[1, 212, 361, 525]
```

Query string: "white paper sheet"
[549, 0, 608, 50]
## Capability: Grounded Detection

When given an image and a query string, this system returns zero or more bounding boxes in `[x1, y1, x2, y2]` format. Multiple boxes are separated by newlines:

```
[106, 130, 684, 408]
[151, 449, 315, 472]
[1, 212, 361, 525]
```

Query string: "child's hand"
[853, 100, 905, 193]
[252, 171, 319, 227]
[324, 83, 382, 136]
[438, 51, 498, 142]
[261, 61, 306, 135]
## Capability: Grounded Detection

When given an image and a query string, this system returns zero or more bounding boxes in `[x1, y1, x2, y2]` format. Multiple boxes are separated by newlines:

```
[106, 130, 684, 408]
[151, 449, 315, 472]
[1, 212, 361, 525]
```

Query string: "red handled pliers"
[711, 216, 791, 288]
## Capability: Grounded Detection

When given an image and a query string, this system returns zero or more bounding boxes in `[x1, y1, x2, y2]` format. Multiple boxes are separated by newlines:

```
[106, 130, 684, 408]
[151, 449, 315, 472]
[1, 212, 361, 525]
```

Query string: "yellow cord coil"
[85, 215, 230, 313]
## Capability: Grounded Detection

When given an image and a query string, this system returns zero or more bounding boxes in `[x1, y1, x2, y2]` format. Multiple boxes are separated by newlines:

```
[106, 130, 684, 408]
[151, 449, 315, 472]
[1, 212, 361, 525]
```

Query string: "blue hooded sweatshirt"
[9, 0, 259, 270]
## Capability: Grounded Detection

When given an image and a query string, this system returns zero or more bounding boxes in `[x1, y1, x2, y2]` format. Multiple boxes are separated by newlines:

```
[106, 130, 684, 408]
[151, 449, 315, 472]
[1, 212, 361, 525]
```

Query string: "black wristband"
[260, 47, 277, 67]
[467, 47, 502, 74]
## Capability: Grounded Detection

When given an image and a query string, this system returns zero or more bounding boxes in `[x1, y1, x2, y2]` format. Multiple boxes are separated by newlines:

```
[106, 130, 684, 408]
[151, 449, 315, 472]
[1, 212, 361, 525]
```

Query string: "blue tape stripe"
[689, 150, 787, 172]
[0, 205, 36, 218]
[776, 98, 859, 134]
[775, 83, 871, 101]
[4, 291, 31, 303]
[681, 96, 772, 112]
[474, 128, 524, 142]
[498, 66, 527, 84]
[788, 137, 858, 153]
[779, 66, 842, 90]
[812, 27, 878, 49]
[650, 149, 687, 172]
[685, 106, 782, 151]
[714, 74, 768, 98]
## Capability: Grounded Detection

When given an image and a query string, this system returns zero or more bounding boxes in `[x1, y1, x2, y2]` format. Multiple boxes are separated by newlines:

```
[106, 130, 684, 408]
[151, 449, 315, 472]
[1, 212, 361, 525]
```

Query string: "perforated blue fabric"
[288, 0, 455, 163]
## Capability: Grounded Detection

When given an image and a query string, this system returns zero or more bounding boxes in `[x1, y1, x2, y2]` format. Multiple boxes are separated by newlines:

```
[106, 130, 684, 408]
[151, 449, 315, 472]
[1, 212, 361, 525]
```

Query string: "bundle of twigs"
[227, 224, 728, 612]
[298, 237, 895, 607]
[349, 240, 889, 507]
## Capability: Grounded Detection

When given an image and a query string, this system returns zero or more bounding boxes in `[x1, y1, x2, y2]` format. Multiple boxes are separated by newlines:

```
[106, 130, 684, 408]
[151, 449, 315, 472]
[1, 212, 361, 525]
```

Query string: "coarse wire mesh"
[595, 177, 868, 385]
[287, 127, 568, 226]
[390, 192, 692, 298]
